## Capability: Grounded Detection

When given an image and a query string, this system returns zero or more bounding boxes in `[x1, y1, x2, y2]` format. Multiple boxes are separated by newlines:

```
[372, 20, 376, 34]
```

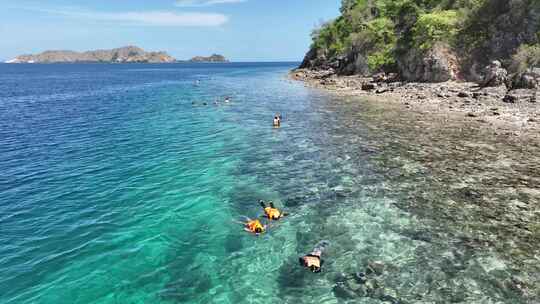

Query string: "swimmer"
[259, 200, 287, 220]
[224, 97, 231, 103]
[240, 216, 266, 235]
[299, 241, 330, 273]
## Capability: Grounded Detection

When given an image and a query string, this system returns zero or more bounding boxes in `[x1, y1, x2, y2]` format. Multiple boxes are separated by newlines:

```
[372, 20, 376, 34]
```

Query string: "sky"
[0, 0, 341, 62]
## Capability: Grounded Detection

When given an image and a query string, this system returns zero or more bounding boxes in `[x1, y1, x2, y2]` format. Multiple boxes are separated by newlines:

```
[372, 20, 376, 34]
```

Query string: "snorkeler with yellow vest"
[259, 200, 288, 220]
[240, 216, 266, 235]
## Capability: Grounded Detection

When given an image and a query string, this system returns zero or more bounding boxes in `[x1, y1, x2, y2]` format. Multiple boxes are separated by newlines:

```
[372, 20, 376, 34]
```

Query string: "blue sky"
[0, 0, 341, 61]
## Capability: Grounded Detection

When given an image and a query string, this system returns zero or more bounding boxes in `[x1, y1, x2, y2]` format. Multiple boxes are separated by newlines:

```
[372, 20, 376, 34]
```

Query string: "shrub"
[311, 16, 353, 58]
[348, 17, 397, 71]
[510, 44, 540, 73]
[412, 10, 459, 50]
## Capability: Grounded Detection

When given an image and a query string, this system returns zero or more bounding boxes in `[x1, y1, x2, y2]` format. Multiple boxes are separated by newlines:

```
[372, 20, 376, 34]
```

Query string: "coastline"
[290, 67, 540, 300]
[290, 68, 540, 139]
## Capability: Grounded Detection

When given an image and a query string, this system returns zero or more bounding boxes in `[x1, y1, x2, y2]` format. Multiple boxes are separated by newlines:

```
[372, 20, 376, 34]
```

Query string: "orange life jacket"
[247, 220, 264, 233]
[264, 207, 281, 220]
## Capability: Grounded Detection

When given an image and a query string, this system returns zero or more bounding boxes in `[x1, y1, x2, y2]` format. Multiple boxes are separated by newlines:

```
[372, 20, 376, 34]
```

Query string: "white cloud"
[175, 0, 246, 7]
[20, 7, 228, 27]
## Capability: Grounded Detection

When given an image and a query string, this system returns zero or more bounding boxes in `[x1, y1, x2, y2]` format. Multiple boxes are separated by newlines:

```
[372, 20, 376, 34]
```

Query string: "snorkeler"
[299, 241, 330, 273]
[224, 96, 231, 103]
[259, 200, 287, 220]
[242, 217, 266, 235]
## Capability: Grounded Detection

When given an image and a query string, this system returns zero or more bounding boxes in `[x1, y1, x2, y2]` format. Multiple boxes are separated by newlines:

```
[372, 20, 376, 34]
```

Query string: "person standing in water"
[273, 115, 281, 127]
[299, 241, 330, 273]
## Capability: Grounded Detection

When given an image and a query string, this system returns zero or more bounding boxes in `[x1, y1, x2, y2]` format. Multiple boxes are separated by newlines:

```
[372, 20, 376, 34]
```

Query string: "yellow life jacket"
[247, 220, 264, 233]
[264, 207, 281, 220]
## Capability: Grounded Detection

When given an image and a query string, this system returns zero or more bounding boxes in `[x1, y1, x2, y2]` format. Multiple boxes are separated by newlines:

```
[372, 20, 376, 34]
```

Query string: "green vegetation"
[412, 10, 458, 50]
[308, 0, 540, 75]
[510, 44, 540, 73]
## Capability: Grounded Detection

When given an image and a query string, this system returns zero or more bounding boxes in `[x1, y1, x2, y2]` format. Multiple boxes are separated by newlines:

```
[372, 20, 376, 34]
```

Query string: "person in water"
[299, 241, 330, 273]
[273, 115, 281, 127]
[243, 217, 266, 235]
[259, 200, 287, 220]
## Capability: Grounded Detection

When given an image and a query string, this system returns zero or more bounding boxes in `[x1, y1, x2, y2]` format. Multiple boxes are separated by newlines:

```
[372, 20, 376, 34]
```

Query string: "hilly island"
[5, 46, 229, 64]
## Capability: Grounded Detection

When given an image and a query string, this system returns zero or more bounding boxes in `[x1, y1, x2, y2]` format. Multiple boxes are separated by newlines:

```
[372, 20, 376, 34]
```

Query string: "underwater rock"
[355, 271, 368, 284]
[367, 261, 386, 276]
[332, 282, 357, 299]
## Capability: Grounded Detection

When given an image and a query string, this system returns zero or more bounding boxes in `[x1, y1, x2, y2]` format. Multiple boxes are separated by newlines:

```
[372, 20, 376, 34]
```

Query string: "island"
[5, 46, 176, 64]
[188, 54, 229, 63]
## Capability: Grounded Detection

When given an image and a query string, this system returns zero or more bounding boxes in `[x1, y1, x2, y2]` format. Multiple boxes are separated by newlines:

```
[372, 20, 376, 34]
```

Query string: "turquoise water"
[0, 63, 537, 304]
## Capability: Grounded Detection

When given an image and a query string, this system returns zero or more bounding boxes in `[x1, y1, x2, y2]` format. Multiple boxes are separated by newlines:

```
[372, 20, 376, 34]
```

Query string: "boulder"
[362, 83, 376, 91]
[480, 60, 508, 87]
[503, 89, 536, 103]
[510, 71, 539, 89]
[372, 72, 387, 83]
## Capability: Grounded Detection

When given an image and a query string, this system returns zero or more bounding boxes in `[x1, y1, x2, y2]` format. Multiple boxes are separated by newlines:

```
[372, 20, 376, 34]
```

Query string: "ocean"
[0, 63, 536, 304]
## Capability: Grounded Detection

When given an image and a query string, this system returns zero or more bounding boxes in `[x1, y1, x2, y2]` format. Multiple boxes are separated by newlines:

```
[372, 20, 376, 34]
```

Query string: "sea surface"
[1, 63, 538, 304]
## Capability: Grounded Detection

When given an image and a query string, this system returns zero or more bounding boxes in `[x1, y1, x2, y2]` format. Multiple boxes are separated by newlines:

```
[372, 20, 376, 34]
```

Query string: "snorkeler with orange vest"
[240, 200, 288, 235]
[243, 217, 266, 234]
[239, 202, 330, 273]
[259, 200, 288, 220]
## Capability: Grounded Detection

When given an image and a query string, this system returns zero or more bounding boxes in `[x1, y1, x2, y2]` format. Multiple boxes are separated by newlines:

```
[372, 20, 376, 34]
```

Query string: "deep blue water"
[0, 63, 534, 304]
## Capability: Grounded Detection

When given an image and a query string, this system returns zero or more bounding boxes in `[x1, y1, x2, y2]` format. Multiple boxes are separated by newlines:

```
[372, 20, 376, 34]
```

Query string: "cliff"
[6, 46, 176, 63]
[299, 0, 540, 83]
[189, 54, 229, 63]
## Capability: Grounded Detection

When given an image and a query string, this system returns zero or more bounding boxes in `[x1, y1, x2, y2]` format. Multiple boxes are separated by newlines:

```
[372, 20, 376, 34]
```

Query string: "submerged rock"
[367, 261, 386, 276]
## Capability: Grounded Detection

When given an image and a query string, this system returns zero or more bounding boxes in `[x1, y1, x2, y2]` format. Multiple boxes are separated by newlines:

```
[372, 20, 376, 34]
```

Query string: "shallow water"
[0, 63, 538, 304]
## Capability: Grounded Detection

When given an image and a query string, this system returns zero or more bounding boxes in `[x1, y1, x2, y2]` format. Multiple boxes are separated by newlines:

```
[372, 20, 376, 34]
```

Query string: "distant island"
[5, 46, 176, 64]
[188, 54, 229, 63]
[5, 46, 230, 64]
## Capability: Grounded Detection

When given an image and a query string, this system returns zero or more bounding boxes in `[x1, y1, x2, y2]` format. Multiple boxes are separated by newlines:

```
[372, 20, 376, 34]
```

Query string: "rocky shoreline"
[290, 68, 540, 139]
[290, 68, 540, 302]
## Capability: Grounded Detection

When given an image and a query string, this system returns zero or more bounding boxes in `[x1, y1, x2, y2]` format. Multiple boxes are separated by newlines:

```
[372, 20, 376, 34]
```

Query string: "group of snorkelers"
[241, 200, 328, 273]
[192, 96, 231, 106]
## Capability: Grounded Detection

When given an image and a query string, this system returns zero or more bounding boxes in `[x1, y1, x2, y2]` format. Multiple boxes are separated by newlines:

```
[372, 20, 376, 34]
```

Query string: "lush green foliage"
[310, 0, 540, 74]
[312, 16, 352, 58]
[312, 0, 462, 72]
[412, 10, 459, 50]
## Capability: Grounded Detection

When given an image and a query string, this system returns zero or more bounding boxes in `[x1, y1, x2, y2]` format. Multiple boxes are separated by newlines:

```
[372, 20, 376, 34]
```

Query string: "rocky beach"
[291, 68, 540, 138]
